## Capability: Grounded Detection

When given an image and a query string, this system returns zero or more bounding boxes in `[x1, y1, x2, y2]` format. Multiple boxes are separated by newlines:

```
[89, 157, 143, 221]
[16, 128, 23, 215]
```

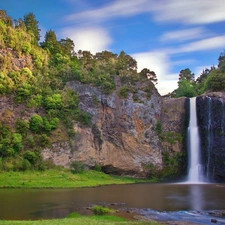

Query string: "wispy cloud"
[170, 35, 225, 54]
[152, 0, 225, 24]
[64, 0, 148, 24]
[160, 27, 210, 42]
[65, 0, 225, 26]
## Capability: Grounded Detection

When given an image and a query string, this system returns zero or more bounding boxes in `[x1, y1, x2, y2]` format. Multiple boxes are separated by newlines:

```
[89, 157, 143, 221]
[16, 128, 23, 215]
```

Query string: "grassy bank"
[0, 215, 161, 225]
[0, 168, 149, 188]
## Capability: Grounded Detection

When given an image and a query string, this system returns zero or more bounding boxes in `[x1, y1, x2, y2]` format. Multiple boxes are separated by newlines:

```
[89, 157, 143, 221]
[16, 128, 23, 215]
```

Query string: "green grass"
[0, 216, 161, 225]
[0, 168, 150, 188]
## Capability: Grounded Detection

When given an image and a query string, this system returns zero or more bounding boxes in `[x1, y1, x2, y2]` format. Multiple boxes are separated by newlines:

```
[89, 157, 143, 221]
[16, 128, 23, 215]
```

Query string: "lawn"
[0, 215, 162, 225]
[0, 168, 149, 188]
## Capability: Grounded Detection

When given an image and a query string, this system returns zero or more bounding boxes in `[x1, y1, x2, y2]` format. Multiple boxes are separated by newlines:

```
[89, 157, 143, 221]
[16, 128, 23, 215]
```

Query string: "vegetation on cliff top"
[174, 55, 225, 97]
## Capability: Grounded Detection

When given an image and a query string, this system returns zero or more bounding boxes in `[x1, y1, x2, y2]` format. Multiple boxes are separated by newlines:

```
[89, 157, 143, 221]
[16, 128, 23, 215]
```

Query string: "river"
[1, 183, 225, 224]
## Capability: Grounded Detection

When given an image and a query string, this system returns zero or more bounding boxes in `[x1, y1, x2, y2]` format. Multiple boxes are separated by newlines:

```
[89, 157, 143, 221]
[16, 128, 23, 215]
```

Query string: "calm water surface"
[1, 183, 225, 223]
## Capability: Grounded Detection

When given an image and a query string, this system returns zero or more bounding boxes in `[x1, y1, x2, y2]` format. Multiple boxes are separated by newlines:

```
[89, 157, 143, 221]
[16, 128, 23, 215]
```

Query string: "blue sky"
[1, 0, 225, 95]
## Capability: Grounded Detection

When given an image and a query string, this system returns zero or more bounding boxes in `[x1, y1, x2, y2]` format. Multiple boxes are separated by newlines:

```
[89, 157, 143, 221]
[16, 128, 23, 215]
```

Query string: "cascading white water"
[187, 97, 203, 183]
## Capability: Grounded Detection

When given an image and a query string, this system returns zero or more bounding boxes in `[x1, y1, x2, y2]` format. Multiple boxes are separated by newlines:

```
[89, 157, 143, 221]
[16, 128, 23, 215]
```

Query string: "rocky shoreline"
[83, 202, 225, 225]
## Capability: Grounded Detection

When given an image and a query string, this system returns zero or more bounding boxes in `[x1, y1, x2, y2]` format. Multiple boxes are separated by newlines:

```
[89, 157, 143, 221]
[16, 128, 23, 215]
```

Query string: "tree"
[140, 68, 158, 84]
[205, 69, 225, 91]
[40, 29, 61, 55]
[218, 50, 225, 72]
[117, 51, 137, 73]
[0, 10, 13, 26]
[196, 68, 210, 84]
[178, 68, 195, 82]
[94, 51, 117, 61]
[14, 18, 26, 30]
[23, 12, 40, 45]
[59, 38, 75, 56]
[176, 78, 196, 98]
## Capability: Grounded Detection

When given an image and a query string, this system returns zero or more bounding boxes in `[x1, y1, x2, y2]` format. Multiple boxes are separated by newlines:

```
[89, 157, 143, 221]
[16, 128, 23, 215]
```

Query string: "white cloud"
[152, 0, 225, 24]
[132, 51, 178, 95]
[170, 35, 225, 54]
[60, 26, 112, 53]
[160, 27, 209, 42]
[65, 0, 225, 26]
[65, 0, 148, 23]
[157, 78, 178, 95]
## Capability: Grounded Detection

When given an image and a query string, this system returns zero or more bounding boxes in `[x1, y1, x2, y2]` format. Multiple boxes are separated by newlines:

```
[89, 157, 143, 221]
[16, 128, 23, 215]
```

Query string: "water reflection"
[190, 185, 202, 210]
[0, 183, 225, 220]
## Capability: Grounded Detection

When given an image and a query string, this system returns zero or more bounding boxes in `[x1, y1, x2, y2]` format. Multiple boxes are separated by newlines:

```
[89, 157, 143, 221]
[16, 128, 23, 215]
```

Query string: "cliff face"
[197, 93, 225, 182]
[42, 78, 189, 177]
[161, 97, 189, 177]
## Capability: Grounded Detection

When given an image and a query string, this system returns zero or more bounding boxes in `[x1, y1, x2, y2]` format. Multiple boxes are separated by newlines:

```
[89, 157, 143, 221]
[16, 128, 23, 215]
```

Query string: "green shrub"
[44, 94, 62, 110]
[15, 119, 29, 136]
[39, 134, 50, 147]
[66, 212, 81, 218]
[0, 157, 2, 170]
[155, 120, 162, 135]
[2, 160, 14, 171]
[27, 94, 42, 108]
[20, 158, 31, 171]
[29, 114, 43, 133]
[12, 133, 23, 152]
[119, 85, 129, 98]
[92, 205, 114, 215]
[4, 148, 15, 157]
[76, 111, 91, 125]
[25, 135, 35, 148]
[70, 160, 85, 174]
[94, 163, 102, 172]
[23, 150, 37, 164]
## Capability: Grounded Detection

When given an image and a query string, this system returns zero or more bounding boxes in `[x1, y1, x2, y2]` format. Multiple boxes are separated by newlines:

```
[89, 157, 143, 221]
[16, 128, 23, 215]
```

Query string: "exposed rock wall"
[42, 78, 189, 177]
[161, 97, 189, 177]
[197, 92, 225, 182]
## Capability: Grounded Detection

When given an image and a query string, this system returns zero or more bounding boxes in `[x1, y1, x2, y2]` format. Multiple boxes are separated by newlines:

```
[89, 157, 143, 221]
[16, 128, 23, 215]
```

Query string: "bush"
[155, 120, 162, 135]
[76, 111, 91, 125]
[23, 150, 37, 164]
[119, 85, 129, 98]
[66, 212, 81, 218]
[70, 160, 85, 174]
[94, 163, 102, 172]
[44, 94, 62, 110]
[20, 159, 31, 171]
[39, 134, 50, 147]
[0, 157, 2, 170]
[92, 205, 114, 215]
[15, 119, 29, 136]
[30, 114, 43, 133]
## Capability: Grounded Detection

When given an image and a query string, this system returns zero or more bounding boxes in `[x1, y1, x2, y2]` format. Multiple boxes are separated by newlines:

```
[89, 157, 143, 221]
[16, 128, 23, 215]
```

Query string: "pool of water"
[1, 183, 225, 224]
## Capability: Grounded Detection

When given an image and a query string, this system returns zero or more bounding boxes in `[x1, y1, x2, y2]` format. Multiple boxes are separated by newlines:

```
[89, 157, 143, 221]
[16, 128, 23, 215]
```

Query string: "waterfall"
[187, 97, 203, 183]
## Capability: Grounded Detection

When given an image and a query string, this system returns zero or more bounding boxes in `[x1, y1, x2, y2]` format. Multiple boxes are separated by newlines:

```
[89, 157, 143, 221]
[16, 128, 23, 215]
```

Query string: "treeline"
[174, 53, 225, 98]
[0, 10, 157, 171]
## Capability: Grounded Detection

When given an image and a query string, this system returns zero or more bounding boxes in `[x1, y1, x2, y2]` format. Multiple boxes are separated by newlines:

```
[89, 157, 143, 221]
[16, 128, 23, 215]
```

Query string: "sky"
[1, 0, 225, 95]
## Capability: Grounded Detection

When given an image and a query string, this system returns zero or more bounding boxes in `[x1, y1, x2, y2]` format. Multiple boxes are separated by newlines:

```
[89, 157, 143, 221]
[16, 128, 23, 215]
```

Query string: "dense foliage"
[175, 53, 225, 97]
[0, 10, 157, 172]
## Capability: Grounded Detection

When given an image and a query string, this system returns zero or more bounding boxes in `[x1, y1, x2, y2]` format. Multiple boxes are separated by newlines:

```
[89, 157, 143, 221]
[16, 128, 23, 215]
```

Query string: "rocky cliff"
[42, 77, 189, 177]
[197, 92, 225, 182]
